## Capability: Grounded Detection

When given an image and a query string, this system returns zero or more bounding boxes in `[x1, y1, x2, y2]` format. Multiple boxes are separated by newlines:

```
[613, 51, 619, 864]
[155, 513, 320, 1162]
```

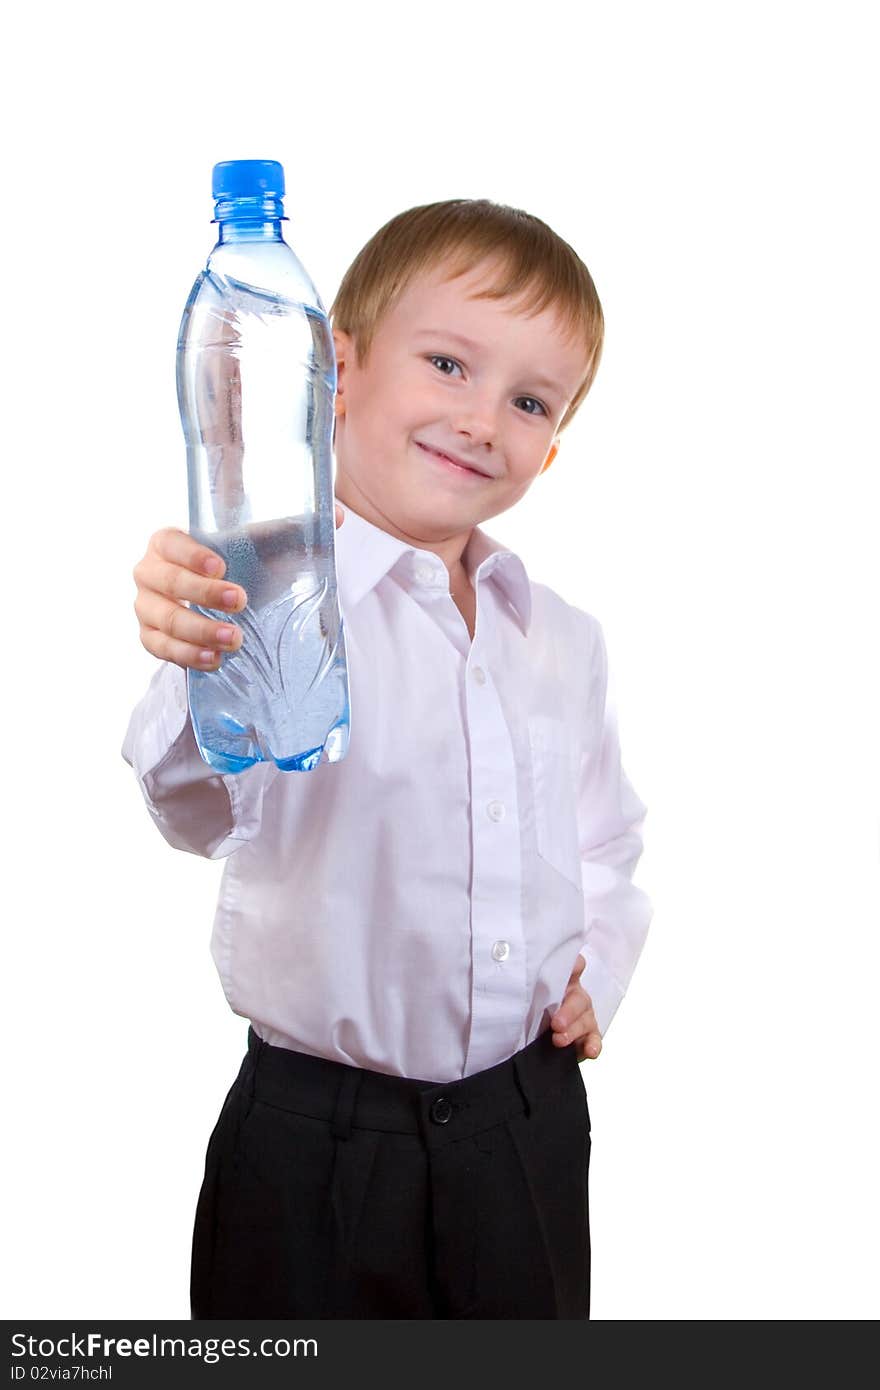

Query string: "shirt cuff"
[579, 948, 625, 1039]
[122, 663, 215, 802]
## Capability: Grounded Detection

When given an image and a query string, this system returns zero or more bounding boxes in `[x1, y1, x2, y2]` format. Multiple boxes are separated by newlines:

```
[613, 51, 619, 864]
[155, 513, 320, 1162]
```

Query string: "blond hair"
[328, 198, 604, 434]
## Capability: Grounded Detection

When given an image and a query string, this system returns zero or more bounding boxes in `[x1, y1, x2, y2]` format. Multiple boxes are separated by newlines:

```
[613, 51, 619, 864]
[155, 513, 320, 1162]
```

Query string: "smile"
[416, 442, 490, 480]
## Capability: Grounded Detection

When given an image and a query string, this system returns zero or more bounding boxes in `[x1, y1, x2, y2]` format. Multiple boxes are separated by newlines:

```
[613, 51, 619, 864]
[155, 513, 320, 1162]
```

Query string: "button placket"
[463, 612, 527, 1075]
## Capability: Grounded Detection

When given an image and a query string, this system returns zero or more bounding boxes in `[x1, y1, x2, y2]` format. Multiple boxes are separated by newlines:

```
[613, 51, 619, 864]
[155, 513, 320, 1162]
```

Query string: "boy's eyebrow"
[414, 328, 568, 398]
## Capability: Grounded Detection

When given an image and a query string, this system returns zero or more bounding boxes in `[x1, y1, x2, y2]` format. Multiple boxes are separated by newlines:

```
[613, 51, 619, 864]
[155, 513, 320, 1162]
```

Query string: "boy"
[123, 198, 653, 1319]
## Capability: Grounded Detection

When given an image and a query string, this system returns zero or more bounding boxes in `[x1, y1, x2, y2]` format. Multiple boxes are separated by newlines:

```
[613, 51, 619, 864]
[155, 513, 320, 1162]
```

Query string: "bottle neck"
[215, 219, 286, 244]
[212, 193, 287, 244]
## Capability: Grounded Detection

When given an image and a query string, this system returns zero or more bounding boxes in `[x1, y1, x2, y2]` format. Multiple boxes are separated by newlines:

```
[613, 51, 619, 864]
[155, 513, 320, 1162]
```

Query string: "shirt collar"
[334, 502, 533, 636]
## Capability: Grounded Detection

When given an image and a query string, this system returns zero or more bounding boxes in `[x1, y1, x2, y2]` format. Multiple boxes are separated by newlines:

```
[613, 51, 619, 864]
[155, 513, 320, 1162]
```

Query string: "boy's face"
[331, 256, 589, 546]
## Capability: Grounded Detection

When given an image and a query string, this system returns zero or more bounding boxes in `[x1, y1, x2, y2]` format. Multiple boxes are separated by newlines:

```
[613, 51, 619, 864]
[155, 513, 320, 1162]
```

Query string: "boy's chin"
[402, 492, 488, 534]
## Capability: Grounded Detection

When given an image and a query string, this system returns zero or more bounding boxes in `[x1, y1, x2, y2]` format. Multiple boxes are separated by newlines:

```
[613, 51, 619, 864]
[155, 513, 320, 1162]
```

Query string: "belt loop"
[331, 1066, 363, 1140]
[236, 1028, 265, 1144]
[512, 1052, 533, 1119]
[246, 1027, 265, 1102]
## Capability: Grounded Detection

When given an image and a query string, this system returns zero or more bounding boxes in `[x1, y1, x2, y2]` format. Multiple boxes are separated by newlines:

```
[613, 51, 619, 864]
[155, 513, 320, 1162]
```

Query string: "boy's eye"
[428, 354, 461, 377]
[516, 396, 547, 417]
[427, 356, 548, 417]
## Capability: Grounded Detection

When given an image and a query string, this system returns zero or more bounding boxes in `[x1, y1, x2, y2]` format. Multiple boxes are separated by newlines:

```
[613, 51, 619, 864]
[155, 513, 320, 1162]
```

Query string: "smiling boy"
[124, 197, 653, 1319]
[329, 248, 582, 641]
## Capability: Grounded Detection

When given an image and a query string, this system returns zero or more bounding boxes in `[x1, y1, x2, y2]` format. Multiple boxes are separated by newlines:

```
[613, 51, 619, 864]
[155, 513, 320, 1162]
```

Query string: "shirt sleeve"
[120, 661, 278, 860]
[576, 617, 654, 1038]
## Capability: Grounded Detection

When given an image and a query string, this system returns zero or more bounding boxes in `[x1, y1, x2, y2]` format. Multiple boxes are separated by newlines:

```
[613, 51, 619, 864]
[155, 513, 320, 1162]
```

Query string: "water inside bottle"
[179, 272, 349, 773]
[188, 516, 349, 773]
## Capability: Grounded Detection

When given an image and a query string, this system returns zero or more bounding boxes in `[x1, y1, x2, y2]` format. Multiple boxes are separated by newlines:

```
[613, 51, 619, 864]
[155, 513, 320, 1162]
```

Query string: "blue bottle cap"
[212, 160, 286, 200]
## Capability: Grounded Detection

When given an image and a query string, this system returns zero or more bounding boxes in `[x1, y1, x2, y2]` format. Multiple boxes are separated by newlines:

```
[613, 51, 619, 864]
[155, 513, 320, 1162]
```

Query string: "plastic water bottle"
[177, 159, 350, 774]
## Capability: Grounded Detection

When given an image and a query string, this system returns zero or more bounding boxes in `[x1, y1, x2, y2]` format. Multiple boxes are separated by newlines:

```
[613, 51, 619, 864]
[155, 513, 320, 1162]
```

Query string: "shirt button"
[415, 563, 434, 585]
[487, 800, 505, 821]
[430, 1097, 453, 1124]
[472, 665, 487, 685]
[491, 940, 510, 962]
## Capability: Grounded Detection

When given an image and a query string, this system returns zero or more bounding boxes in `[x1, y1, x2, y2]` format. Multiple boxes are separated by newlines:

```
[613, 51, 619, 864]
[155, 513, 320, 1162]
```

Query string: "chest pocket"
[527, 714, 582, 889]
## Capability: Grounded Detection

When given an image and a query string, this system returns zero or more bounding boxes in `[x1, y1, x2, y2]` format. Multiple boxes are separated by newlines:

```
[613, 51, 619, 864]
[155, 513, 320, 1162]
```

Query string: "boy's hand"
[132, 504, 345, 670]
[550, 953, 602, 1061]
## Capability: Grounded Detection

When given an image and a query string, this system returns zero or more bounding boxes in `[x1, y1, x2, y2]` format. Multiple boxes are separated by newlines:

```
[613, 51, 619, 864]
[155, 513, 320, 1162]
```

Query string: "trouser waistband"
[240, 1025, 580, 1152]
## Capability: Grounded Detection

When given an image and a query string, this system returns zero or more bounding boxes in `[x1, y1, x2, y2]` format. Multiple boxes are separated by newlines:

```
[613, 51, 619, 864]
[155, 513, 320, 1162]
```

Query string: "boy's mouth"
[416, 441, 492, 479]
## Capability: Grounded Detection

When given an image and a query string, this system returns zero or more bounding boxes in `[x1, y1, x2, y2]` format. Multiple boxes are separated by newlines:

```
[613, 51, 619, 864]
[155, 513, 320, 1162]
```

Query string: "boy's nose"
[449, 404, 499, 447]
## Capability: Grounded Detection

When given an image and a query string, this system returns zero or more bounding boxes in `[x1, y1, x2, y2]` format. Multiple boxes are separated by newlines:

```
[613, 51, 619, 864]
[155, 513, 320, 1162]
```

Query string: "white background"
[4, 0, 877, 1321]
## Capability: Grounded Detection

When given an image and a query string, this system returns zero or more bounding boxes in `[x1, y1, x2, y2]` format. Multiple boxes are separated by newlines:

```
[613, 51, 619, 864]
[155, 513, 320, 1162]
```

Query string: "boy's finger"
[552, 983, 592, 1027]
[151, 526, 227, 578]
[552, 1022, 601, 1058]
[140, 624, 226, 670]
[551, 992, 596, 1036]
[577, 1032, 602, 1061]
[139, 555, 247, 614]
[555, 1004, 602, 1055]
[552, 1012, 597, 1041]
[136, 590, 242, 655]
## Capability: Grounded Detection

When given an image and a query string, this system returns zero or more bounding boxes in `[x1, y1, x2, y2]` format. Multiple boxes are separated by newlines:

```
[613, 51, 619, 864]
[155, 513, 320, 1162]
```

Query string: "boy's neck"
[334, 474, 475, 590]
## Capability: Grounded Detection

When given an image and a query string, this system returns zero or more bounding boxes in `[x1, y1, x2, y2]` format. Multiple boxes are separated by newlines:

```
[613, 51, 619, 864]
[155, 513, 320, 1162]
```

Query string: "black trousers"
[191, 1024, 591, 1319]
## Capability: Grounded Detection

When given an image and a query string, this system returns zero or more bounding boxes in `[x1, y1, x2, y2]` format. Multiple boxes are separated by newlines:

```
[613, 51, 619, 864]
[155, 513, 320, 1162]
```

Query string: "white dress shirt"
[122, 501, 652, 1082]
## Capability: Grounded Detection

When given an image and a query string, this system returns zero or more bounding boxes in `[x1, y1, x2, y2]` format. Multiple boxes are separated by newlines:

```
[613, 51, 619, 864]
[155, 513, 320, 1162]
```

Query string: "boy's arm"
[121, 660, 277, 859]
[576, 617, 654, 1038]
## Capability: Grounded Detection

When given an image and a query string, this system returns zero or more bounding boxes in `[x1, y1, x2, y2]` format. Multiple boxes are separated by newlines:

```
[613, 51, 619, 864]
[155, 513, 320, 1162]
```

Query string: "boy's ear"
[332, 329, 353, 417]
[539, 441, 560, 475]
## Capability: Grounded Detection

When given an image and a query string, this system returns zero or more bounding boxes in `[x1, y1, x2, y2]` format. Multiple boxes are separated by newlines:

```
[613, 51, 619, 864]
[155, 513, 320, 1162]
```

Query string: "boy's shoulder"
[510, 576, 613, 744]
[522, 575, 610, 721]
[527, 572, 604, 654]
